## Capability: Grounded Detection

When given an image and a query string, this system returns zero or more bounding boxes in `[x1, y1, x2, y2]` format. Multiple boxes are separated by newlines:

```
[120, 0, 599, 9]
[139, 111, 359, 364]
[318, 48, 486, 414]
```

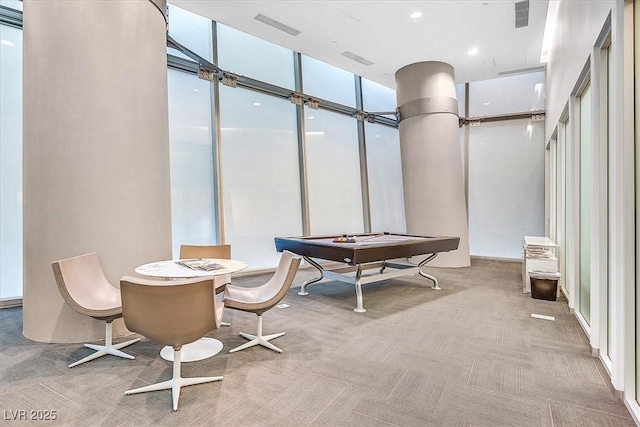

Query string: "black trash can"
[528, 270, 561, 301]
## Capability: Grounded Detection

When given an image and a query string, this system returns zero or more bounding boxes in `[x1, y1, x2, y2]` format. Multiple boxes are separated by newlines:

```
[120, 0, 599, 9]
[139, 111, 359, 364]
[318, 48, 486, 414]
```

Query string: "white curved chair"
[223, 250, 301, 353]
[51, 252, 141, 368]
[120, 275, 224, 411]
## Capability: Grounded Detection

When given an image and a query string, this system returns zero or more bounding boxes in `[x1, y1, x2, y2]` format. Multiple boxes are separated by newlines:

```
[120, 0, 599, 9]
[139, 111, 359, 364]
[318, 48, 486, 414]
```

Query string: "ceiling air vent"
[499, 65, 546, 76]
[341, 51, 374, 66]
[515, 0, 529, 28]
[254, 14, 301, 36]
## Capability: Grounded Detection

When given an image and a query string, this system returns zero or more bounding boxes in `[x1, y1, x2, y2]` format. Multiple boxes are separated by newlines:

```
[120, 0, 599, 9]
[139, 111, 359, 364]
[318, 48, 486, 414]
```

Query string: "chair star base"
[69, 321, 140, 368]
[125, 348, 223, 411]
[230, 331, 285, 353]
[229, 314, 285, 354]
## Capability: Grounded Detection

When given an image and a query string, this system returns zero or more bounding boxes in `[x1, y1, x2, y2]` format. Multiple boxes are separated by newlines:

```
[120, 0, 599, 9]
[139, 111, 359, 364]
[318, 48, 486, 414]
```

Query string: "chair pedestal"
[229, 314, 285, 354]
[69, 321, 140, 368]
[125, 348, 223, 411]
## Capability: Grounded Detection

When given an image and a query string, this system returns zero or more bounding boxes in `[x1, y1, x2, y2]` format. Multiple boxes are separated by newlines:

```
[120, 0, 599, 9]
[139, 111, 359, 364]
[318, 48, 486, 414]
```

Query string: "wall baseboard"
[0, 298, 22, 309]
[470, 255, 523, 263]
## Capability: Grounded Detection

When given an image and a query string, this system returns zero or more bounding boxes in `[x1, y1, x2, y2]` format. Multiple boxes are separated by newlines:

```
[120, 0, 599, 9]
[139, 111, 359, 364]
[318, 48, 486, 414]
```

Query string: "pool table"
[274, 232, 460, 312]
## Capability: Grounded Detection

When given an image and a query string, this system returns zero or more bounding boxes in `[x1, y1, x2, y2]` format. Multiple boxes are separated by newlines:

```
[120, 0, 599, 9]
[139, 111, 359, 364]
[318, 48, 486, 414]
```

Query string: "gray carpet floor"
[0, 259, 636, 426]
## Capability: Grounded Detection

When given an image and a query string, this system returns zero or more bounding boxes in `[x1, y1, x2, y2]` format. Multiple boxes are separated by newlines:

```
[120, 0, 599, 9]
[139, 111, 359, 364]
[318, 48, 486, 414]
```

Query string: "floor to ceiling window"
[219, 87, 303, 269]
[467, 72, 546, 259]
[0, 21, 22, 302]
[167, 4, 212, 62]
[468, 119, 545, 258]
[301, 58, 364, 234]
[211, 16, 303, 268]
[166, 4, 215, 259]
[361, 78, 405, 233]
[363, 121, 406, 233]
[305, 108, 364, 235]
[579, 81, 592, 325]
[217, 23, 295, 89]
[301, 55, 357, 108]
[167, 69, 217, 258]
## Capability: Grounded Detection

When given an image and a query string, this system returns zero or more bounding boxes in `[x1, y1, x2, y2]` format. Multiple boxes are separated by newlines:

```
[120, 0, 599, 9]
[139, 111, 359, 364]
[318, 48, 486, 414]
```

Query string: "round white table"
[134, 258, 247, 362]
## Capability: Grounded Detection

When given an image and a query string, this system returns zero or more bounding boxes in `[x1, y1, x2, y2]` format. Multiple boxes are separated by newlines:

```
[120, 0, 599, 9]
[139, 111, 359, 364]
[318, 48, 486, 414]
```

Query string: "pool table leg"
[354, 264, 366, 313]
[298, 256, 324, 295]
[418, 253, 441, 290]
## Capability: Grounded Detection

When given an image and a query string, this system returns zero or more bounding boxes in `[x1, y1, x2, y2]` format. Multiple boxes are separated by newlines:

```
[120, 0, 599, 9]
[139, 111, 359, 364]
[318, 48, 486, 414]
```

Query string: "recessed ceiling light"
[410, 11, 422, 19]
[1, 39, 14, 47]
[253, 102, 261, 106]
[193, 89, 199, 92]
[308, 116, 315, 120]
[467, 47, 479, 55]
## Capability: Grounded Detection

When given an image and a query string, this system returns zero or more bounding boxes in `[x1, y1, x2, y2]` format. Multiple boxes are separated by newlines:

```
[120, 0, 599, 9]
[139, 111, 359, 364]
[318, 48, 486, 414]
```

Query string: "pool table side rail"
[274, 234, 460, 265]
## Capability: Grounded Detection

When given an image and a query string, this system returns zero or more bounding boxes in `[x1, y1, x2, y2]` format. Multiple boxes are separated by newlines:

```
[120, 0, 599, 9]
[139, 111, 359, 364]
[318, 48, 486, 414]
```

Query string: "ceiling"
[170, 0, 549, 89]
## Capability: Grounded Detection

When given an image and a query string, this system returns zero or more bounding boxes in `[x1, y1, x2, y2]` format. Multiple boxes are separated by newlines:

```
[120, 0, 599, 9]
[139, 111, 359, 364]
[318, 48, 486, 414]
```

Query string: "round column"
[22, 0, 173, 342]
[395, 61, 470, 267]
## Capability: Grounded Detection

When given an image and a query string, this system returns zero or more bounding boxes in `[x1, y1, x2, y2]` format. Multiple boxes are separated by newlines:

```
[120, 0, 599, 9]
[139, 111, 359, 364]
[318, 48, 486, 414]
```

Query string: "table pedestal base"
[160, 337, 223, 362]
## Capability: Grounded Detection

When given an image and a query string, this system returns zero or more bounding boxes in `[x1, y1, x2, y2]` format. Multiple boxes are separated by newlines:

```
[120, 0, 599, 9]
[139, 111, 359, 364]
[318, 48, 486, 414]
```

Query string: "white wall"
[544, 1, 637, 419]
[545, 1, 614, 142]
